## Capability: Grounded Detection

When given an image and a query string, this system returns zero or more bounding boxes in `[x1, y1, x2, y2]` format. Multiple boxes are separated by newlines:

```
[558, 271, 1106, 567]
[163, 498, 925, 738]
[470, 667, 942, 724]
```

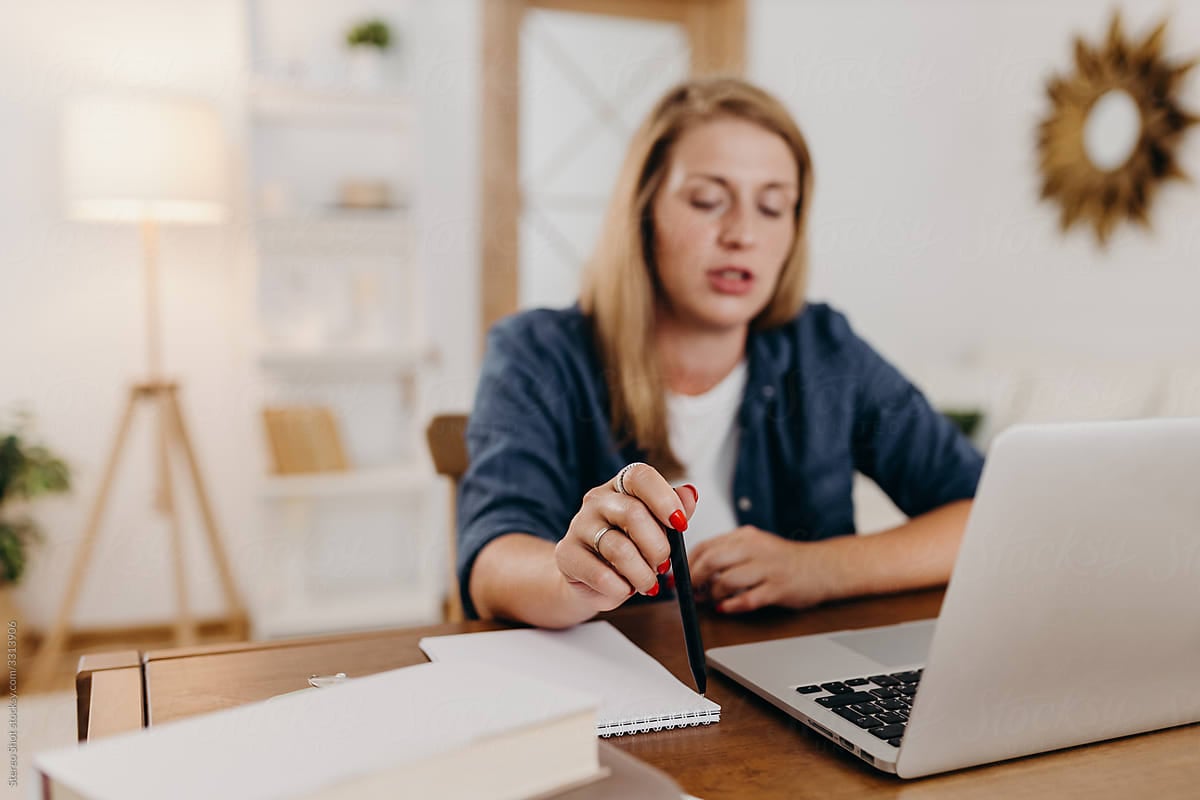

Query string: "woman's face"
[651, 116, 799, 333]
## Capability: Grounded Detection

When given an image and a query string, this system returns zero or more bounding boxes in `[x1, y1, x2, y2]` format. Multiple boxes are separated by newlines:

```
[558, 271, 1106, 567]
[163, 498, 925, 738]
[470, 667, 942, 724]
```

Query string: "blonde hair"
[579, 77, 815, 476]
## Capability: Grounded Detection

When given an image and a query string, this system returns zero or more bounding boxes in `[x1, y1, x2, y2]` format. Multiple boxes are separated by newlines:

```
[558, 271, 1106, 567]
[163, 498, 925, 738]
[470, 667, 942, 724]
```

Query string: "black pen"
[665, 525, 706, 696]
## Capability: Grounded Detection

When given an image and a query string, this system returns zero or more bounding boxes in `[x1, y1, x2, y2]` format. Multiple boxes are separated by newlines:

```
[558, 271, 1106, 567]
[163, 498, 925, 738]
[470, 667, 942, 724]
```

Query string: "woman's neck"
[655, 313, 748, 396]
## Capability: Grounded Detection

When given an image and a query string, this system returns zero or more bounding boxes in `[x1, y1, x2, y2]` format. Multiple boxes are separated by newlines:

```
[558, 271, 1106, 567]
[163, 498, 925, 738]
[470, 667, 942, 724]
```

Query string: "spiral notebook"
[419, 621, 721, 737]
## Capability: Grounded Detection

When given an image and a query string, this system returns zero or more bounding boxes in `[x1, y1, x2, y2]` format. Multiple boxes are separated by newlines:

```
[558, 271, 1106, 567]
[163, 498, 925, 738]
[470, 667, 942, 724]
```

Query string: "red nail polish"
[665, 573, 676, 591]
[683, 484, 699, 502]
[657, 559, 671, 574]
[669, 510, 688, 531]
[646, 582, 660, 597]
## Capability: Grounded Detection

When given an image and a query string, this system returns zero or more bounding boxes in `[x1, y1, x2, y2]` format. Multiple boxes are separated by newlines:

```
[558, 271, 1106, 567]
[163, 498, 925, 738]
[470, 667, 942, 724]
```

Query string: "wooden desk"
[78, 589, 1200, 799]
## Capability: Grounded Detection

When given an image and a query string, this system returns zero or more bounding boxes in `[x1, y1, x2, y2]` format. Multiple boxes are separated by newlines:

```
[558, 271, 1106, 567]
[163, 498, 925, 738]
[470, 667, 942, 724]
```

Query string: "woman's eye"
[690, 198, 722, 210]
[759, 206, 784, 218]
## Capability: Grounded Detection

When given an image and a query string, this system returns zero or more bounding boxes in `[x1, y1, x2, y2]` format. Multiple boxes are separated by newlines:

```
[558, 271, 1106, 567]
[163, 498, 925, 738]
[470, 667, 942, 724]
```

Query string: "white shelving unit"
[244, 0, 443, 639]
[258, 343, 435, 379]
[249, 77, 412, 125]
[261, 464, 429, 499]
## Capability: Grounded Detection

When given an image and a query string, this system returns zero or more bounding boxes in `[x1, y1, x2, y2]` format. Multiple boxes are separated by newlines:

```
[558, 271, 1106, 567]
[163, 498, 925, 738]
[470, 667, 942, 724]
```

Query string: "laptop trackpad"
[828, 620, 936, 669]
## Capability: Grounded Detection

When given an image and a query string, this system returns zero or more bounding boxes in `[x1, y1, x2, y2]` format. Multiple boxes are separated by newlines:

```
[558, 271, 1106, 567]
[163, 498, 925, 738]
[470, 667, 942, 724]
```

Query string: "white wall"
[748, 0, 1200, 370]
[0, 1, 261, 630]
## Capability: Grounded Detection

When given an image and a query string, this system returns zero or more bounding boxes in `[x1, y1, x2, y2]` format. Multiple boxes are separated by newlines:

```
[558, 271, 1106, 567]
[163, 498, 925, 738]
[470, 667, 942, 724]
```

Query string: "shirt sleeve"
[837, 313, 984, 517]
[456, 318, 580, 618]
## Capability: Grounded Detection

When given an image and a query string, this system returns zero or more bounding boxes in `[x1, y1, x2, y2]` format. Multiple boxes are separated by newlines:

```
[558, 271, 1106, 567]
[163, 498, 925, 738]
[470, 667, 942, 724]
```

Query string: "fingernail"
[716, 601, 729, 613]
[646, 582, 660, 597]
[669, 510, 688, 531]
[657, 559, 671, 574]
[683, 484, 699, 502]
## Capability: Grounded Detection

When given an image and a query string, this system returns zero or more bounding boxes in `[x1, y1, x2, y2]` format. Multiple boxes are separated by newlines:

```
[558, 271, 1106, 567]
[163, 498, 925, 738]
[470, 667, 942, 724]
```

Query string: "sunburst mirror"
[1037, 13, 1198, 245]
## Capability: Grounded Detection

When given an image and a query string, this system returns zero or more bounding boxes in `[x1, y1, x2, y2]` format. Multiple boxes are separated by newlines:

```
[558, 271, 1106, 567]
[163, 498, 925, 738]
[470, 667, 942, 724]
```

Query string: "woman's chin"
[682, 299, 766, 332]
[676, 307, 758, 331]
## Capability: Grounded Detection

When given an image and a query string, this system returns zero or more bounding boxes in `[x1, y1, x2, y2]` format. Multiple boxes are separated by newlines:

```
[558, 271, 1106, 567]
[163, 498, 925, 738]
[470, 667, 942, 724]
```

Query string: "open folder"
[420, 621, 720, 736]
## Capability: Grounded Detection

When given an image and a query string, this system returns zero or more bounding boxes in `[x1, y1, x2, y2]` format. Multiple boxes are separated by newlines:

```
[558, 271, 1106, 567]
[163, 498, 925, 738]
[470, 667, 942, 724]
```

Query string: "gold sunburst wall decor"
[1037, 13, 1198, 245]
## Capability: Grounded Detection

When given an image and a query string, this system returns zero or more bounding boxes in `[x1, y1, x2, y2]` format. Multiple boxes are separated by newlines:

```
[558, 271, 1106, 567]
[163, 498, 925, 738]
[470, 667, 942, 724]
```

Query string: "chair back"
[425, 414, 470, 622]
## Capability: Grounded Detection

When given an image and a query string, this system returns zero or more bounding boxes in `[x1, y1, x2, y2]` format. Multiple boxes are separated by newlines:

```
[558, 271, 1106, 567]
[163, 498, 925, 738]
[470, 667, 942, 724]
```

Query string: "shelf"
[249, 77, 410, 125]
[254, 587, 443, 639]
[255, 212, 411, 257]
[258, 344, 435, 378]
[261, 465, 432, 499]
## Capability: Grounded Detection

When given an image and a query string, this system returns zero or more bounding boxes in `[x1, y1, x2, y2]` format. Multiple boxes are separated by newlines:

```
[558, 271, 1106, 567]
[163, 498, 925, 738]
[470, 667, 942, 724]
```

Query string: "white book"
[35, 662, 602, 800]
[420, 621, 720, 737]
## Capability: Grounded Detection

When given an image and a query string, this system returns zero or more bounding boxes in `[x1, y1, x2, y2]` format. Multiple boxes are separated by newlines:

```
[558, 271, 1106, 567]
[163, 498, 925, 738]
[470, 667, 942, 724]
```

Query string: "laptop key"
[845, 678, 870, 686]
[869, 723, 907, 740]
[876, 711, 907, 725]
[814, 692, 876, 709]
[795, 685, 822, 694]
[819, 682, 853, 695]
[851, 715, 885, 729]
[898, 685, 918, 697]
[850, 703, 883, 715]
[869, 688, 900, 699]
[875, 699, 906, 711]
[887, 737, 903, 747]
[890, 671, 921, 683]
[868, 675, 900, 687]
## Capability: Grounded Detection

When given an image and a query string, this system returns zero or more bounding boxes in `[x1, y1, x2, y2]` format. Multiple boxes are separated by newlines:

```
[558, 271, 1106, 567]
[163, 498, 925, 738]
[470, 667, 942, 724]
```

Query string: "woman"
[458, 78, 982, 627]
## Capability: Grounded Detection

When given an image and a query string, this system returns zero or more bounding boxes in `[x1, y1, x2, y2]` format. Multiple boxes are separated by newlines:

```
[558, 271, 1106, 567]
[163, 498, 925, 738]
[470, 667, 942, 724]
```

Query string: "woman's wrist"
[788, 536, 854, 606]
[545, 567, 598, 628]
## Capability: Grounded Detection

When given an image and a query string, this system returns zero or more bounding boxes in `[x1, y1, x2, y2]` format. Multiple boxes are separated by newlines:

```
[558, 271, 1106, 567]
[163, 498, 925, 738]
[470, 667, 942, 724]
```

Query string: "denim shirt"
[457, 302, 984, 618]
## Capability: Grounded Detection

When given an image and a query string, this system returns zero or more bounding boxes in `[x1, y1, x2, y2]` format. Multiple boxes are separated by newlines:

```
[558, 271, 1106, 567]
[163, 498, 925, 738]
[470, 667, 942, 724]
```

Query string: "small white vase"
[347, 46, 385, 90]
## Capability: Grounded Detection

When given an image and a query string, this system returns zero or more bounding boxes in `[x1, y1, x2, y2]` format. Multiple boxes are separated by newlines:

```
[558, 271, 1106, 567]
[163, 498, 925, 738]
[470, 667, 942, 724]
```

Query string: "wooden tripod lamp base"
[29, 381, 249, 688]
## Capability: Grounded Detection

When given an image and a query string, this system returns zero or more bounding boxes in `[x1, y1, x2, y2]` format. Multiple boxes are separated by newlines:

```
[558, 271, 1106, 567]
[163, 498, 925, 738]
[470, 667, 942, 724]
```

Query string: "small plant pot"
[347, 46, 385, 90]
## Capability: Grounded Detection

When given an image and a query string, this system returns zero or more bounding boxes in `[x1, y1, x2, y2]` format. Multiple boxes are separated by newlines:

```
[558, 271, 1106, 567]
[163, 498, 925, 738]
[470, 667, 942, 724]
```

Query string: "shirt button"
[762, 385, 775, 398]
[737, 497, 752, 512]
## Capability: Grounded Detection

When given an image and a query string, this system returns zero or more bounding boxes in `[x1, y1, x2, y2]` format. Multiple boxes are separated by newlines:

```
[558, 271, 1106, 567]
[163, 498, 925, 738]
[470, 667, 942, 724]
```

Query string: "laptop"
[706, 418, 1200, 778]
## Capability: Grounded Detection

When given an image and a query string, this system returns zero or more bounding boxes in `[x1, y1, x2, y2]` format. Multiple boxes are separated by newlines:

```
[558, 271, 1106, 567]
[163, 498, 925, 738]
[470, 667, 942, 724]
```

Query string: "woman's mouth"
[706, 267, 754, 296]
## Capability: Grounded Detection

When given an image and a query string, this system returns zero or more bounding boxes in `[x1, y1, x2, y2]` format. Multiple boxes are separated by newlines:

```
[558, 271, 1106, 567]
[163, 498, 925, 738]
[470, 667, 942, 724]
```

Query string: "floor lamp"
[30, 95, 249, 686]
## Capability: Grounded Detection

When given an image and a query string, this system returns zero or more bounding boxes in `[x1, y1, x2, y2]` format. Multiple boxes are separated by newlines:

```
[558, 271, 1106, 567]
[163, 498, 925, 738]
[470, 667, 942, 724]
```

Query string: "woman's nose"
[718, 207, 756, 249]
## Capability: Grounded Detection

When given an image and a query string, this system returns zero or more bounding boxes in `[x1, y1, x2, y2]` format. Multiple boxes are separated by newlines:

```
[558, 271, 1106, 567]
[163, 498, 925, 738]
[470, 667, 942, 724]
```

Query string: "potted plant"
[0, 415, 70, 624]
[345, 18, 393, 89]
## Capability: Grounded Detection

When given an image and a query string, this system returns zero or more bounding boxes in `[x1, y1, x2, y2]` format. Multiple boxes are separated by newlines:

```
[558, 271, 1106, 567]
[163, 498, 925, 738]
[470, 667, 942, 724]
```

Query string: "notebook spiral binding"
[597, 709, 720, 737]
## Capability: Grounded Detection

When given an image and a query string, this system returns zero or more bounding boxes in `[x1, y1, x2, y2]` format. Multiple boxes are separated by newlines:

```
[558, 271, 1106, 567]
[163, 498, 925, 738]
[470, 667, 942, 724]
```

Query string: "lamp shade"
[62, 95, 227, 224]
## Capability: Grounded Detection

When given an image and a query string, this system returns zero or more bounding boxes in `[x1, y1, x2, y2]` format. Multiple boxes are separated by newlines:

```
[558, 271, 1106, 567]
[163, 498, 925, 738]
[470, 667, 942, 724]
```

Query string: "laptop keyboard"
[795, 670, 923, 747]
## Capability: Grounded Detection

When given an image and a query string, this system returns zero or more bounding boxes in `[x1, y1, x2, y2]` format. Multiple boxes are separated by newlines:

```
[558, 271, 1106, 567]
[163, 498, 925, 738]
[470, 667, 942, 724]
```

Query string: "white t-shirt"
[665, 360, 747, 546]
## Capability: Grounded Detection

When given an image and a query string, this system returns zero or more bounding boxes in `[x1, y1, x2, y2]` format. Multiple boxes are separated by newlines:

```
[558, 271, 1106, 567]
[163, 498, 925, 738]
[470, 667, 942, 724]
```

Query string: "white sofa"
[853, 356, 1200, 533]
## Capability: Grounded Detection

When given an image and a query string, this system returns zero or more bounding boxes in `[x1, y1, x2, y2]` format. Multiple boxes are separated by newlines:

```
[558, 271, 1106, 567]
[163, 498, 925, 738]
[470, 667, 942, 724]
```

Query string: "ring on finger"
[592, 525, 618, 553]
[615, 462, 646, 496]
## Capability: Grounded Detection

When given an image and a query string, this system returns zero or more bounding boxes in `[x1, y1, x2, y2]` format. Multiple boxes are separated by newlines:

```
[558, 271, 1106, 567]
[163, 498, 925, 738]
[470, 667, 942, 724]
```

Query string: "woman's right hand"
[554, 463, 698, 615]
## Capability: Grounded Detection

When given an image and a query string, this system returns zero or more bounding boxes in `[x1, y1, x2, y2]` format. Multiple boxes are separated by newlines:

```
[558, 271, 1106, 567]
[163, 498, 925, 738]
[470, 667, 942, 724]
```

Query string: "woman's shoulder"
[760, 301, 860, 358]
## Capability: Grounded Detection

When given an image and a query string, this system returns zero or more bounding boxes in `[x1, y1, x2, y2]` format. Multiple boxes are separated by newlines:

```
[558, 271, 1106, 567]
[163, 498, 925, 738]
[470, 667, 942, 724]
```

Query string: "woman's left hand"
[688, 526, 838, 613]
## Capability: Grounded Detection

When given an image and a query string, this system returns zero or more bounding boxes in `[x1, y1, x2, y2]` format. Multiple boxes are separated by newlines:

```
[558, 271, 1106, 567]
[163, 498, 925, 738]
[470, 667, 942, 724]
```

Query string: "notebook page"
[419, 621, 720, 736]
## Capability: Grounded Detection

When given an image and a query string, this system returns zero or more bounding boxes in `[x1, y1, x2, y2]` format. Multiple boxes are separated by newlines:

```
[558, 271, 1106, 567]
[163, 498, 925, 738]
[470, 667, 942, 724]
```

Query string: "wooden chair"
[425, 414, 470, 622]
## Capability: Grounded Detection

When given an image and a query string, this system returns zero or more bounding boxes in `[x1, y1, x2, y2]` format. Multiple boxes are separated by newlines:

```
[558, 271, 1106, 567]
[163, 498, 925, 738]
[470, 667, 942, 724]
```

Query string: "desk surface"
[78, 589, 1200, 799]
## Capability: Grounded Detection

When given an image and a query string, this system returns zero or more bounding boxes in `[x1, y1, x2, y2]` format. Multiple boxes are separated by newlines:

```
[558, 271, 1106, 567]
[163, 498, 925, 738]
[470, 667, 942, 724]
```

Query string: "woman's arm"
[469, 534, 594, 628]
[469, 468, 699, 627]
[818, 498, 972, 600]
[690, 498, 973, 613]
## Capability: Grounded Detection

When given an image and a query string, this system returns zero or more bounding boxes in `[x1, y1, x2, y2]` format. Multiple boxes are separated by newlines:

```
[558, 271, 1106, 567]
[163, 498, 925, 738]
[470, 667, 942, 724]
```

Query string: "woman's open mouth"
[706, 266, 755, 296]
